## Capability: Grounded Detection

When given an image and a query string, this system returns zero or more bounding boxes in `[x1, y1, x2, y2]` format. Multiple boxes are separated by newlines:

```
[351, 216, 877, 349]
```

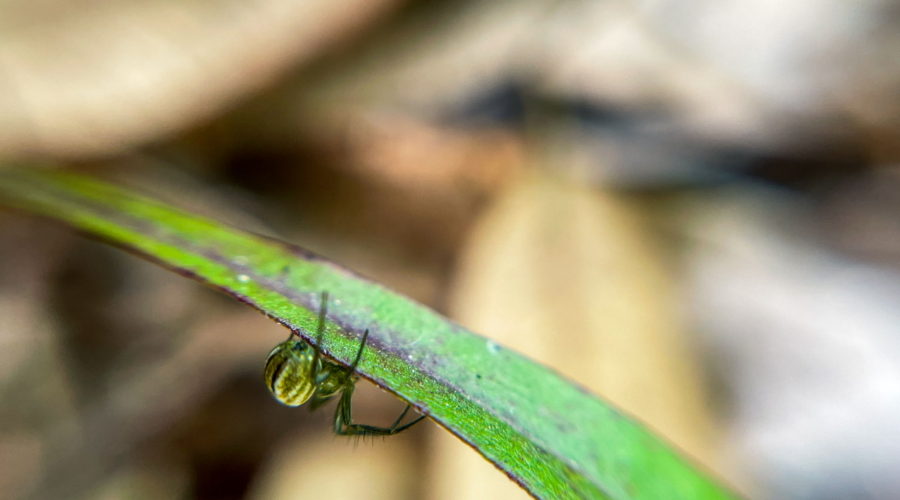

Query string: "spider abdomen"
[264, 339, 317, 406]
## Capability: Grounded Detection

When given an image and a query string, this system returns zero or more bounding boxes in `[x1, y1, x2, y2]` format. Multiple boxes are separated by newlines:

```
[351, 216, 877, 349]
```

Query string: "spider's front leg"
[315, 300, 426, 435]
[332, 382, 426, 436]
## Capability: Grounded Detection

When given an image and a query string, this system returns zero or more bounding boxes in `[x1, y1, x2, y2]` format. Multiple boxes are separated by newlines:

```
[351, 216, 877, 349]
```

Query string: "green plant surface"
[0, 167, 738, 500]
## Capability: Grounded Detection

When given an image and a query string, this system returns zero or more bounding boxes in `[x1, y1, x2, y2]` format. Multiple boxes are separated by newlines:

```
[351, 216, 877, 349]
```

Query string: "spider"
[264, 292, 425, 436]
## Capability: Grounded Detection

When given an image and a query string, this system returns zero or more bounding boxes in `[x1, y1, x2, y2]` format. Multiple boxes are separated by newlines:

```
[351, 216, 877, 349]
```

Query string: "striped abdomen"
[264, 339, 316, 406]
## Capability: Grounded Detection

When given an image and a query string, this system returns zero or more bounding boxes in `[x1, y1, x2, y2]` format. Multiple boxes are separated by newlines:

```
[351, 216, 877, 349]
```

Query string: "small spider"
[264, 292, 425, 436]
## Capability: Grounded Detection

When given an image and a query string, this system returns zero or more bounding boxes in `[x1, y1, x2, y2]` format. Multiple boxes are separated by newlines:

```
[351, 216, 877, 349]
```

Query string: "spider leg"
[349, 329, 369, 371]
[310, 291, 329, 361]
[388, 404, 411, 426]
[332, 382, 426, 436]
[309, 291, 329, 376]
[326, 310, 426, 435]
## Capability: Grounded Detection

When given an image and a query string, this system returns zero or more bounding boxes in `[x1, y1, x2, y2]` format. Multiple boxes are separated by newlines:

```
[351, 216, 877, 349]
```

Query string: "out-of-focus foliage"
[0, 0, 898, 498]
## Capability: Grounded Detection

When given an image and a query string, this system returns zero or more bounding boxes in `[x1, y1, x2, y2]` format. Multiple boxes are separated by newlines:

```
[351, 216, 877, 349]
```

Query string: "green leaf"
[0, 168, 738, 500]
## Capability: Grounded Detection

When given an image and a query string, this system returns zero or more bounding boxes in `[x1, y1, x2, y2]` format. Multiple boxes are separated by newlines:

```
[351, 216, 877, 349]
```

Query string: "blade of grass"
[0, 167, 738, 500]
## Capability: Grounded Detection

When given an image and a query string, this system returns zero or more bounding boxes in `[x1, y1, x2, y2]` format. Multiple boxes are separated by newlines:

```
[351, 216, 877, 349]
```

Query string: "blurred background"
[1, 0, 899, 498]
